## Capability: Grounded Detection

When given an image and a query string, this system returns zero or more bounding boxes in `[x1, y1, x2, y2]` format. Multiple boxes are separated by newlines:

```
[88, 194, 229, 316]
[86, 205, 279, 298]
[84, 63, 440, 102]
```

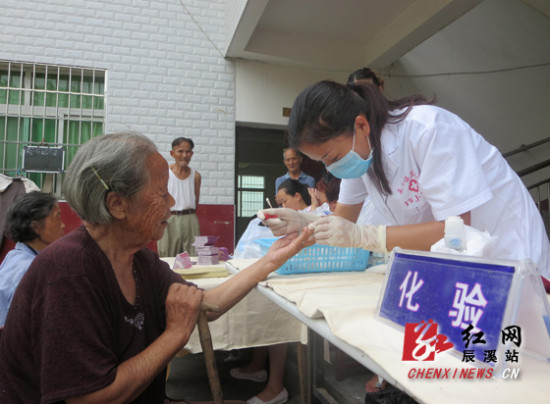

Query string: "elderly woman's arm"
[66, 283, 203, 404]
[66, 230, 311, 403]
[204, 227, 313, 320]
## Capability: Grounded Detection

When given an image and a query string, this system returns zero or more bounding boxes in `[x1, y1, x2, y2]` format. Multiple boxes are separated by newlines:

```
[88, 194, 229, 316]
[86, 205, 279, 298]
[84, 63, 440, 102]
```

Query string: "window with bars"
[237, 175, 265, 218]
[0, 60, 105, 194]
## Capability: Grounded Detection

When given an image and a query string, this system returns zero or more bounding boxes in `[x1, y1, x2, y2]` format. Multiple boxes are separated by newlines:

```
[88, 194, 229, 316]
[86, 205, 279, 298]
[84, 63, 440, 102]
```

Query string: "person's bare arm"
[204, 228, 313, 320]
[386, 211, 470, 251]
[333, 201, 363, 222]
[385, 221, 445, 252]
[66, 284, 203, 404]
[311, 208, 471, 253]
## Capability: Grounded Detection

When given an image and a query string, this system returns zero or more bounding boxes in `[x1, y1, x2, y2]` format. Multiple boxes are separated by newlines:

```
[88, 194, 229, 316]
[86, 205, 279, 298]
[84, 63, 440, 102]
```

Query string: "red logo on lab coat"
[408, 179, 419, 193]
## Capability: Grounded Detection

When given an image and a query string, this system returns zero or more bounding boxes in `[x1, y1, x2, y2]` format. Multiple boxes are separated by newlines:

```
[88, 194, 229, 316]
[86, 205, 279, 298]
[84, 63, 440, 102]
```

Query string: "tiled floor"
[165, 346, 370, 404]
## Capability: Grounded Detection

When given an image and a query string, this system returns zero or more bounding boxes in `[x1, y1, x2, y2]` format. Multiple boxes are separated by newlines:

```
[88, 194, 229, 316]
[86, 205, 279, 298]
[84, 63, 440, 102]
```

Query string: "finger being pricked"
[264, 228, 314, 273]
[165, 283, 204, 336]
[298, 227, 315, 249]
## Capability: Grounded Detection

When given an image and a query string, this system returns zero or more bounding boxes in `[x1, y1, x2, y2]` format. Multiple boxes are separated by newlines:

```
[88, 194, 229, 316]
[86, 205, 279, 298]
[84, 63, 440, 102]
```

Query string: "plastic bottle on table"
[444, 216, 466, 252]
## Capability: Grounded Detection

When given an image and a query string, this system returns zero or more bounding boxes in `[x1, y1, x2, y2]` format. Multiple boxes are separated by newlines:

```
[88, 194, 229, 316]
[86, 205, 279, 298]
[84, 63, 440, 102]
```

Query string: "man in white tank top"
[157, 137, 201, 257]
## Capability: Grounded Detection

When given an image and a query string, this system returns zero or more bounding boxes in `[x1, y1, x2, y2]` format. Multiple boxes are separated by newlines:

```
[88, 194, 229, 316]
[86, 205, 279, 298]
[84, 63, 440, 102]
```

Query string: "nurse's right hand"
[308, 215, 388, 253]
[258, 208, 319, 236]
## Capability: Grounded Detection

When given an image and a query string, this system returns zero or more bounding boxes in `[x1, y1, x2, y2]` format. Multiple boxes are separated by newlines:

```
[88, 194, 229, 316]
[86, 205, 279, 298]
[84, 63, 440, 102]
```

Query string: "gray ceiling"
[225, 0, 550, 71]
[225, 0, 482, 71]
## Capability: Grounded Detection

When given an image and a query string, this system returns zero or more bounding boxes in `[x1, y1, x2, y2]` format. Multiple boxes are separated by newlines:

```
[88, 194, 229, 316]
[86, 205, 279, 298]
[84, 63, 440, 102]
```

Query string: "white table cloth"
[227, 259, 550, 404]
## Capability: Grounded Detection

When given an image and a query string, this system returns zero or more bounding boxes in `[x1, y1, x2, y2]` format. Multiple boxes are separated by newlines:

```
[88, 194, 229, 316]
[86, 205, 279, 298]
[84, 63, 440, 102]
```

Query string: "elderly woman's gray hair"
[63, 132, 157, 224]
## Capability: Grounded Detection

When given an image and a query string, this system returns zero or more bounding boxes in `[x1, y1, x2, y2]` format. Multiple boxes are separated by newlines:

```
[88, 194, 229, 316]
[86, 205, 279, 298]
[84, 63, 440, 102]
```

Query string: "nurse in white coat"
[261, 80, 550, 282]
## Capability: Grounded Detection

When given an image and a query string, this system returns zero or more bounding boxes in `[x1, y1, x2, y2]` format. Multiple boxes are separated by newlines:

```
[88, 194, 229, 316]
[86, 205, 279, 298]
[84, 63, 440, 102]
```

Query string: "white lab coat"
[339, 105, 550, 278]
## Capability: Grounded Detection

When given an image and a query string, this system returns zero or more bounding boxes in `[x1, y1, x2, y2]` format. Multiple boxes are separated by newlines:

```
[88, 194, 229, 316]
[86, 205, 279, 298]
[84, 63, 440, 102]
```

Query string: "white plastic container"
[444, 216, 466, 251]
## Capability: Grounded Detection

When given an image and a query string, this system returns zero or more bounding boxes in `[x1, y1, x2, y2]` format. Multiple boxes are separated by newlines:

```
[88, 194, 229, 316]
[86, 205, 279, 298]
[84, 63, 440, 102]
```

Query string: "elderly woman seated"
[0, 191, 65, 326]
[0, 132, 312, 404]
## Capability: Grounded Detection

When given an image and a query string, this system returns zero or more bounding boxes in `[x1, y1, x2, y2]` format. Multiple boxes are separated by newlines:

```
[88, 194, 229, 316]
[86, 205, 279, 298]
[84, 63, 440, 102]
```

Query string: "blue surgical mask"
[326, 130, 373, 179]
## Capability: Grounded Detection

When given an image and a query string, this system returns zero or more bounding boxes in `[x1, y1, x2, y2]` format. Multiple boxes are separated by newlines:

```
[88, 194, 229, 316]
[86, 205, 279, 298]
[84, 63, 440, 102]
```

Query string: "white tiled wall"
[0, 0, 235, 204]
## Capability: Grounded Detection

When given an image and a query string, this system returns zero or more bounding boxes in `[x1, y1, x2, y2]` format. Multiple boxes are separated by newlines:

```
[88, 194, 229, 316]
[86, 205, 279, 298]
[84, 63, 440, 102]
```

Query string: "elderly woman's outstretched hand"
[264, 227, 315, 270]
[165, 283, 204, 347]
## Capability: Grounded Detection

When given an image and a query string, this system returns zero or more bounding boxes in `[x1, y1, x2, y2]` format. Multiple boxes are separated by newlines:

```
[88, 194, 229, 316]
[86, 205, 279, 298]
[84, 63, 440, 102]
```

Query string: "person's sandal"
[246, 388, 288, 404]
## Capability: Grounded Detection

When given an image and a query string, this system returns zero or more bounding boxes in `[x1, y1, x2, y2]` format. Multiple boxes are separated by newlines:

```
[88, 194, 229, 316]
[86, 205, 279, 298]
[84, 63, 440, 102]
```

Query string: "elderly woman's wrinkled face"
[126, 152, 175, 243]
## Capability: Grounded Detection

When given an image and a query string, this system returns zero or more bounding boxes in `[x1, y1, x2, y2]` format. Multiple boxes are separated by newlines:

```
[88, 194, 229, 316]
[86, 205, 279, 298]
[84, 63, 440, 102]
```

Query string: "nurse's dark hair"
[277, 178, 312, 206]
[287, 80, 435, 195]
[347, 67, 384, 89]
[5, 191, 58, 242]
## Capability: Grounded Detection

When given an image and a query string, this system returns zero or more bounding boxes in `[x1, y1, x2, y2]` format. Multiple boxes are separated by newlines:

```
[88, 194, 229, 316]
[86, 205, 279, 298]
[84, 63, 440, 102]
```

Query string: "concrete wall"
[382, 0, 550, 187]
[0, 0, 235, 205]
[235, 60, 347, 128]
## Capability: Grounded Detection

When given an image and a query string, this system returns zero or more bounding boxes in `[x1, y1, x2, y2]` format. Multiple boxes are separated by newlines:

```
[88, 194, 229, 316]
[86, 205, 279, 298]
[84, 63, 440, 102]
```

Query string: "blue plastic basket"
[255, 238, 370, 275]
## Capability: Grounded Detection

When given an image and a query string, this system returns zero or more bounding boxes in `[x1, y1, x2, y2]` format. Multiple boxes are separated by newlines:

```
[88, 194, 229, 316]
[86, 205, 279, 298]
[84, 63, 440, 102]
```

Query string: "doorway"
[235, 125, 324, 243]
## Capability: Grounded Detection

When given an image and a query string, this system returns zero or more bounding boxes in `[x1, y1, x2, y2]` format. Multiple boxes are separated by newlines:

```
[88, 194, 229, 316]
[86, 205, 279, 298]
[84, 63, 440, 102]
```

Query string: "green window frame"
[237, 175, 265, 218]
[0, 60, 105, 195]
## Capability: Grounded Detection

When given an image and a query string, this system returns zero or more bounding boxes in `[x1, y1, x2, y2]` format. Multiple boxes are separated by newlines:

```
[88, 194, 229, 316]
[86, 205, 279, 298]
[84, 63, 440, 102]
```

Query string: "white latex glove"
[258, 208, 320, 237]
[308, 215, 388, 253]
